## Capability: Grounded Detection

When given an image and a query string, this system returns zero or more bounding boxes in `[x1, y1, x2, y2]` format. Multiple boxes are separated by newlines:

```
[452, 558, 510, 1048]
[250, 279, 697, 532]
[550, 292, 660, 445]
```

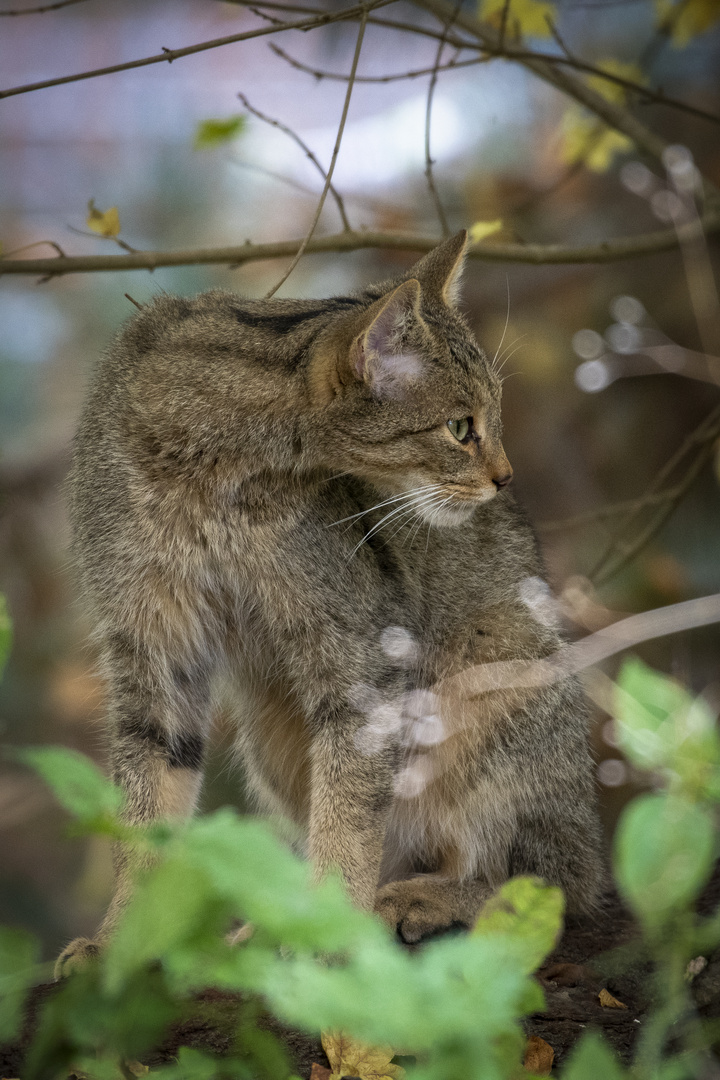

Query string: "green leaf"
[472, 876, 564, 972]
[615, 658, 720, 797]
[194, 114, 246, 149]
[18, 745, 123, 822]
[562, 1031, 628, 1080]
[614, 793, 715, 927]
[0, 594, 12, 678]
[0, 926, 40, 1040]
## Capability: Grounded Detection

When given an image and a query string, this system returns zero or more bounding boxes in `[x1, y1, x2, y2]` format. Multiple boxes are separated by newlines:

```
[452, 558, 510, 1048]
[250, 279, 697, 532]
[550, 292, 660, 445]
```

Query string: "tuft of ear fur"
[355, 279, 424, 397]
[406, 229, 468, 307]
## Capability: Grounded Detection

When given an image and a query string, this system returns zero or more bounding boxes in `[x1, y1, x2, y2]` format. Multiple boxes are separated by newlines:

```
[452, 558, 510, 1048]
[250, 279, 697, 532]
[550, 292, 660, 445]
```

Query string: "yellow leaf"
[479, 0, 557, 37]
[523, 1034, 555, 1074]
[86, 199, 120, 237]
[598, 987, 628, 1009]
[123, 1062, 149, 1077]
[560, 107, 632, 172]
[321, 1031, 404, 1080]
[469, 219, 503, 243]
[655, 0, 720, 46]
[586, 58, 647, 105]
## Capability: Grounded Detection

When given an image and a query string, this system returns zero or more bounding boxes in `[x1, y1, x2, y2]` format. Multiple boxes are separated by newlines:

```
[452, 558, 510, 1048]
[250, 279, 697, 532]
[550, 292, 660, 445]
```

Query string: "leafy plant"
[2, 650, 720, 1080]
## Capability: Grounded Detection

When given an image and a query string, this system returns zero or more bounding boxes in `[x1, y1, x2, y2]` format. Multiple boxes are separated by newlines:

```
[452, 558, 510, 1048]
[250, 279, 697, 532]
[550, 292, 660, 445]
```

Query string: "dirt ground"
[3, 867, 720, 1078]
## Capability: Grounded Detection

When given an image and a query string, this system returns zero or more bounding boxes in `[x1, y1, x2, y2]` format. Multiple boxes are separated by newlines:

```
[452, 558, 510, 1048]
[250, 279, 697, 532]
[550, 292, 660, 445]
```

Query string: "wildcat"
[56, 231, 601, 976]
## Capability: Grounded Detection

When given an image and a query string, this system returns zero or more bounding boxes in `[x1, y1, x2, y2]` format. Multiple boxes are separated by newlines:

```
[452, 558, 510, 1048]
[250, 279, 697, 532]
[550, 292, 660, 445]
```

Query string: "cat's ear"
[354, 278, 423, 396]
[407, 229, 468, 306]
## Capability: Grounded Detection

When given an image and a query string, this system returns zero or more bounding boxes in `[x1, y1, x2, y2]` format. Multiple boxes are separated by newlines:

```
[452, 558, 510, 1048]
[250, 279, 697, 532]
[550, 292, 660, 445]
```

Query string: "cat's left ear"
[354, 278, 423, 397]
[407, 229, 468, 307]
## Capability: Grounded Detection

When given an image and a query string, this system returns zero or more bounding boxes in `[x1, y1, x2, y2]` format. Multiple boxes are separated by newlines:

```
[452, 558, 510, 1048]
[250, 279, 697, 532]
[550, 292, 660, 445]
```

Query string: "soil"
[3, 867, 720, 1078]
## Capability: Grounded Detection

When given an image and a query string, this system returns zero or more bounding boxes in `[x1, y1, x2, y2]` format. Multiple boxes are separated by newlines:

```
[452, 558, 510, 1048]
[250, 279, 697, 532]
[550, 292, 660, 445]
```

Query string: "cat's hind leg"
[55, 629, 213, 978]
[374, 875, 494, 943]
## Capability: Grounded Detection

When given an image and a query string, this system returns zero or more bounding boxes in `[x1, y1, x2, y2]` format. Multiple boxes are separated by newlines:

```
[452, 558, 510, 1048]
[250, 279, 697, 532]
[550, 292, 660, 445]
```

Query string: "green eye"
[447, 417, 471, 442]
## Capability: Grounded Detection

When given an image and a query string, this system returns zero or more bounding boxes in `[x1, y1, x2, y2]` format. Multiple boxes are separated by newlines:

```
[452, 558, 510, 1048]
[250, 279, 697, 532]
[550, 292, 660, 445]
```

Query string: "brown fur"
[55, 232, 602, 976]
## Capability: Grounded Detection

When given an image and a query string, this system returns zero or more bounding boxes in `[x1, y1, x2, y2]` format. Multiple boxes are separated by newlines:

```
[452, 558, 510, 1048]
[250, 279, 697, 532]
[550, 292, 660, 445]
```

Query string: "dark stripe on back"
[233, 297, 364, 334]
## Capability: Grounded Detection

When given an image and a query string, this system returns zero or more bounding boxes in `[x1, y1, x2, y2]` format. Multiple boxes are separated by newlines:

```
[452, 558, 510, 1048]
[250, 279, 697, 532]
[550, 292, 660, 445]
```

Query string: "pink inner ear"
[353, 340, 366, 379]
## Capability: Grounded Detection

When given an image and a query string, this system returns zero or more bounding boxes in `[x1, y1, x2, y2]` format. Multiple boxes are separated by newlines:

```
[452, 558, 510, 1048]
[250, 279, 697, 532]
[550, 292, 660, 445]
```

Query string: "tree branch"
[263, 5, 367, 297]
[3, 211, 720, 278]
[423, 4, 459, 237]
[268, 41, 720, 127]
[588, 401, 720, 586]
[411, 0, 679, 169]
[0, 0, 88, 13]
[0, 0, 393, 99]
[237, 92, 351, 232]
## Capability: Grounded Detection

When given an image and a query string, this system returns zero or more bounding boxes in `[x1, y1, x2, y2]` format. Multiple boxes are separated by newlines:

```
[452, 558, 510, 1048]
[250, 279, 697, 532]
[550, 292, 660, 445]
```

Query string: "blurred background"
[1, 0, 719, 959]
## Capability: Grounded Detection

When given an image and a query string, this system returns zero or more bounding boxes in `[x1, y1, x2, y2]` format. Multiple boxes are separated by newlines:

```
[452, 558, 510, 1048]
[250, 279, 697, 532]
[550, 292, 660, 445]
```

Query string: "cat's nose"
[493, 470, 513, 489]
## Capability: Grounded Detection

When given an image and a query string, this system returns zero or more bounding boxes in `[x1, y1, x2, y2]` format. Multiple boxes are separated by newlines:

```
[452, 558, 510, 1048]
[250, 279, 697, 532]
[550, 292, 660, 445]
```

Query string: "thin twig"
[3, 212, 720, 277]
[268, 41, 720, 127]
[237, 92, 351, 232]
[536, 488, 686, 533]
[263, 5, 368, 298]
[0, 0, 393, 99]
[588, 402, 720, 586]
[423, 2, 461, 237]
[0, 0, 87, 13]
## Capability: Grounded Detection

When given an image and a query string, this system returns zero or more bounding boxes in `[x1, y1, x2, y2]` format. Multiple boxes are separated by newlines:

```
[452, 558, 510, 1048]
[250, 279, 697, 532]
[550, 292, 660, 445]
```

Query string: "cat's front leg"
[308, 721, 397, 909]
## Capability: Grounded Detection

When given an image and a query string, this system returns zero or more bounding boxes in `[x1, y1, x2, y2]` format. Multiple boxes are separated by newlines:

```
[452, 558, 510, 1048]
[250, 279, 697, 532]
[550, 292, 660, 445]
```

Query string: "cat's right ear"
[352, 278, 423, 396]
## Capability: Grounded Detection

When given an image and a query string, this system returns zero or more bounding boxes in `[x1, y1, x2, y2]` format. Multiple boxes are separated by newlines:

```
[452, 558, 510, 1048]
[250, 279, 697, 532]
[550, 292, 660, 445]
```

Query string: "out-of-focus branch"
[3, 211, 720, 278]
[412, 0, 682, 169]
[0, 0, 87, 13]
[263, 4, 368, 297]
[442, 593, 720, 703]
[588, 402, 720, 587]
[0, 0, 393, 99]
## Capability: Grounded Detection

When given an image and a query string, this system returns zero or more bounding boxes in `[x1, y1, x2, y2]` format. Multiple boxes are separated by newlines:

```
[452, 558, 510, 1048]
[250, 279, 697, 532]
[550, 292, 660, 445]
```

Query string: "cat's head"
[309, 230, 512, 527]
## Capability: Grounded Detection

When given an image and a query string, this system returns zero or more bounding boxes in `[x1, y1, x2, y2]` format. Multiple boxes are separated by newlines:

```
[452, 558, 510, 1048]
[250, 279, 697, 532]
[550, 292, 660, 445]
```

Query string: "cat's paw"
[54, 936, 100, 980]
[374, 877, 470, 944]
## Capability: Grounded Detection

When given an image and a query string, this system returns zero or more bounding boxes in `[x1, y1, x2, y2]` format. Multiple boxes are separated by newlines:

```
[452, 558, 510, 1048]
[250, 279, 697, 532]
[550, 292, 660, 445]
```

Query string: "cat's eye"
[447, 417, 472, 442]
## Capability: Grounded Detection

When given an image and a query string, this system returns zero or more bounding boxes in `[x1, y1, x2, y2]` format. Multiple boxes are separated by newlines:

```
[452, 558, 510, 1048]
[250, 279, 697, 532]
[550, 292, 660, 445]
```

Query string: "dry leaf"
[123, 1062, 149, 1077]
[86, 199, 120, 237]
[523, 1035, 554, 1074]
[321, 1031, 404, 1080]
[310, 1065, 332, 1080]
[468, 219, 503, 244]
[599, 987, 628, 1009]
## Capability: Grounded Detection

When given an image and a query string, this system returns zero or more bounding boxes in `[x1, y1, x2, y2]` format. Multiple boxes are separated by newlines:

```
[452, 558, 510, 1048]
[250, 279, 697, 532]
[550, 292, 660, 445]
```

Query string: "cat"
[56, 230, 602, 976]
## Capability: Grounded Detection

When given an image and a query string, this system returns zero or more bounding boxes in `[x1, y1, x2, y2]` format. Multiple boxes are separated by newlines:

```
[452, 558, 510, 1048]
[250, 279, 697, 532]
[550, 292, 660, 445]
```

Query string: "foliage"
[2, 607, 720, 1079]
[193, 116, 247, 150]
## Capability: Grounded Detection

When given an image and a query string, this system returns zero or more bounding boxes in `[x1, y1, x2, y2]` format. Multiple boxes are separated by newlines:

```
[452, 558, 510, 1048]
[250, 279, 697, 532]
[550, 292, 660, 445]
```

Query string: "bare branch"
[0, 0, 393, 100]
[588, 401, 720, 586]
[264, 4, 368, 297]
[536, 488, 687, 533]
[0, 0, 88, 13]
[269, 42, 720, 127]
[3, 211, 720, 278]
[412, 0, 678, 167]
[423, 2, 461, 237]
[237, 92, 351, 232]
[441, 593, 720, 703]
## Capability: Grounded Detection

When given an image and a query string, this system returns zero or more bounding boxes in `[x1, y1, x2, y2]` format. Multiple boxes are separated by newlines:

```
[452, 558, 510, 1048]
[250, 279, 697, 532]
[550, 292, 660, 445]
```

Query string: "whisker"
[496, 340, 527, 375]
[328, 483, 442, 528]
[495, 334, 526, 375]
[345, 494, 432, 561]
[492, 274, 511, 373]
